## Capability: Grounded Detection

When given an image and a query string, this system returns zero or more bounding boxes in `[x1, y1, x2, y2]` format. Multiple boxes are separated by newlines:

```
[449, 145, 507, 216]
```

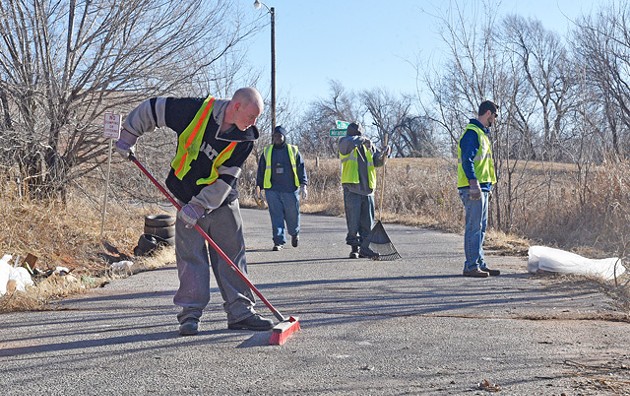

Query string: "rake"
[366, 136, 401, 261]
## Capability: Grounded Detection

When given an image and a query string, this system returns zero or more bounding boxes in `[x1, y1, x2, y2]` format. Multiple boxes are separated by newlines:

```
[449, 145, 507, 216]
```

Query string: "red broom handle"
[129, 155, 286, 322]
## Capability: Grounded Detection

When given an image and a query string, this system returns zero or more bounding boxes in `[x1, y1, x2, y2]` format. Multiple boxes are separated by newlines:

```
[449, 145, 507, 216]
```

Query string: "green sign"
[329, 128, 347, 137]
[336, 120, 351, 129]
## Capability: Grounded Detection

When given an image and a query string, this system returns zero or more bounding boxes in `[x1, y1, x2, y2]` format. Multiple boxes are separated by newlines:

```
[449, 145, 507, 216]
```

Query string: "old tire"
[144, 214, 175, 228]
[144, 224, 175, 239]
[144, 214, 175, 246]
[135, 233, 159, 257]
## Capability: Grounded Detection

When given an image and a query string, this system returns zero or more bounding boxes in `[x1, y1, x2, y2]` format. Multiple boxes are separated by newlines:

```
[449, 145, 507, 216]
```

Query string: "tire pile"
[134, 214, 175, 257]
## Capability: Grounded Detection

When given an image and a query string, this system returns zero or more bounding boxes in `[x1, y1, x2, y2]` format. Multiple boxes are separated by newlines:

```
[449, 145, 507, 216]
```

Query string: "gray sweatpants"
[173, 199, 257, 325]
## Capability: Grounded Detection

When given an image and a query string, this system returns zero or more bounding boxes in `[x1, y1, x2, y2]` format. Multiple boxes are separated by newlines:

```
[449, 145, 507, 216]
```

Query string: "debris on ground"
[110, 260, 134, 274]
[528, 245, 626, 281]
[477, 378, 501, 392]
[0, 252, 83, 297]
[0, 254, 34, 296]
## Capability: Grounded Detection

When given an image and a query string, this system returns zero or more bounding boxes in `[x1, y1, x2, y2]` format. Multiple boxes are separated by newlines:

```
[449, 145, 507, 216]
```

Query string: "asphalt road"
[1, 207, 628, 395]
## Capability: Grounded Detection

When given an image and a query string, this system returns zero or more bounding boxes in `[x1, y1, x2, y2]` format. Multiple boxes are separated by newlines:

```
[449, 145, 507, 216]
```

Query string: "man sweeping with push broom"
[114, 87, 299, 344]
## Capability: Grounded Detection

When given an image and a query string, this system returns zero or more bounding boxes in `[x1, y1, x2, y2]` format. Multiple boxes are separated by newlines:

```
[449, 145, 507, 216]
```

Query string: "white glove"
[300, 185, 308, 201]
[382, 145, 392, 157]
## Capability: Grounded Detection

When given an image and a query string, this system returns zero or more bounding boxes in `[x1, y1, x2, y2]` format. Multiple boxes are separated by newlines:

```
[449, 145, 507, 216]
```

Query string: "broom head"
[269, 316, 301, 345]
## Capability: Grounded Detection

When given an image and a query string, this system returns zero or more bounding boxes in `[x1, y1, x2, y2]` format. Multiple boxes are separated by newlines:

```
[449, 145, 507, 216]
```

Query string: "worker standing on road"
[114, 87, 275, 336]
[457, 100, 500, 278]
[255, 125, 308, 251]
[339, 122, 391, 259]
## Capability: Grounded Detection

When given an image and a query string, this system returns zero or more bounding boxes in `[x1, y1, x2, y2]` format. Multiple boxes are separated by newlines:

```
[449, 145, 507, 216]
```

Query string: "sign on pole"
[103, 113, 122, 139]
[336, 120, 351, 129]
[101, 112, 121, 239]
[329, 128, 348, 137]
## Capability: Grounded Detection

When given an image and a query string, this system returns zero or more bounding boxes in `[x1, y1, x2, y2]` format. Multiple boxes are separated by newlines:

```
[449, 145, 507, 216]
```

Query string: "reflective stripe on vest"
[457, 123, 497, 187]
[196, 142, 238, 185]
[262, 144, 300, 189]
[339, 146, 376, 189]
[171, 95, 215, 179]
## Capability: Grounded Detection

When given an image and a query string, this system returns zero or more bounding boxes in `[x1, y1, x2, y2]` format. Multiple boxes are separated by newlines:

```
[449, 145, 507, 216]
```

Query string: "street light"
[254, 0, 276, 132]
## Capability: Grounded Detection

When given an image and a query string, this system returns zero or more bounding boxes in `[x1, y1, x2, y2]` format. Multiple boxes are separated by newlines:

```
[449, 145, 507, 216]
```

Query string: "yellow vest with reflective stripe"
[170, 95, 237, 186]
[171, 95, 215, 179]
[263, 144, 300, 189]
[339, 146, 376, 189]
[457, 123, 497, 187]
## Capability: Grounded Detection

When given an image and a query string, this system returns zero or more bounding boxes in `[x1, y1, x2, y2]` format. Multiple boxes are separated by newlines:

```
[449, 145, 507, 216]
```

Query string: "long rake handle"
[378, 134, 388, 221]
[130, 155, 286, 323]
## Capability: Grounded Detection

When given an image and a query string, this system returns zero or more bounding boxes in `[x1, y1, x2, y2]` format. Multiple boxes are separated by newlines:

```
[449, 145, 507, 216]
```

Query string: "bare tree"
[362, 87, 439, 157]
[296, 80, 362, 158]
[0, 0, 257, 199]
[502, 15, 576, 161]
[572, 3, 630, 160]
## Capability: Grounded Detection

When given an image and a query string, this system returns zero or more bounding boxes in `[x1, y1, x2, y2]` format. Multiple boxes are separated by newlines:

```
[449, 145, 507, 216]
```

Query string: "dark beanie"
[274, 126, 287, 136]
[347, 122, 363, 136]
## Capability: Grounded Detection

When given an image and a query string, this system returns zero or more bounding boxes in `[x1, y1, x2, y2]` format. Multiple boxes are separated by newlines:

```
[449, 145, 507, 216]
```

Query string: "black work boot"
[228, 314, 274, 331]
[349, 246, 359, 259]
[359, 246, 380, 259]
[179, 319, 199, 336]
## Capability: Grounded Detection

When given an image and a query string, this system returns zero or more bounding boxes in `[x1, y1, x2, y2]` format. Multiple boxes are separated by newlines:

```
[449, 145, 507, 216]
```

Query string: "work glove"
[255, 186, 263, 201]
[382, 145, 392, 157]
[300, 185, 308, 201]
[362, 138, 373, 150]
[254, 186, 265, 208]
[114, 129, 138, 160]
[177, 202, 206, 228]
[468, 179, 482, 201]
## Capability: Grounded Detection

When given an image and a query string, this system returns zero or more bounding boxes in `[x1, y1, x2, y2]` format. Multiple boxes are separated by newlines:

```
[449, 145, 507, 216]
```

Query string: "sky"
[242, 0, 611, 112]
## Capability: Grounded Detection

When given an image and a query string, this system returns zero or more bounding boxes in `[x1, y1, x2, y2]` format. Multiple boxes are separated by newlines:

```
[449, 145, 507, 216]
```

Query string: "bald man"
[116, 88, 274, 335]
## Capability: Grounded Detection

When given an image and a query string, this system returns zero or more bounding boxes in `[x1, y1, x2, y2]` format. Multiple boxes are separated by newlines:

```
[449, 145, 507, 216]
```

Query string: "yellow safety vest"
[263, 144, 300, 189]
[170, 95, 237, 185]
[457, 123, 497, 187]
[340, 146, 376, 189]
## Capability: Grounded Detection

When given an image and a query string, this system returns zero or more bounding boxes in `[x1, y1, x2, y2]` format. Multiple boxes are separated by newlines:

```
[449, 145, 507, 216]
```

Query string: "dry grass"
[2, 156, 630, 312]
[0, 163, 176, 311]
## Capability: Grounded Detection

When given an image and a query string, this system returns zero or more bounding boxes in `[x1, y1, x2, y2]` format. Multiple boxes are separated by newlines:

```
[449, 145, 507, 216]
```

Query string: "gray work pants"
[173, 199, 257, 325]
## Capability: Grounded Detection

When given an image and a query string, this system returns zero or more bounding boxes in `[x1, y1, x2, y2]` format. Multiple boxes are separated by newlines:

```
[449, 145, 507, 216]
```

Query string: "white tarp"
[528, 245, 626, 281]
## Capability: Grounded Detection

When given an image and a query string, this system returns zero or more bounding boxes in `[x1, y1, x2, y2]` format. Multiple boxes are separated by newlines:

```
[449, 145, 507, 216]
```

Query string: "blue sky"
[243, 0, 609, 110]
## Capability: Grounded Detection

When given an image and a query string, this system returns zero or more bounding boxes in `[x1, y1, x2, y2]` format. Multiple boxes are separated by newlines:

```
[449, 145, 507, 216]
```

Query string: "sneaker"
[272, 244, 283, 251]
[228, 314, 274, 331]
[349, 246, 359, 259]
[481, 267, 501, 276]
[359, 247, 380, 259]
[179, 320, 199, 336]
[463, 268, 490, 278]
[291, 234, 299, 247]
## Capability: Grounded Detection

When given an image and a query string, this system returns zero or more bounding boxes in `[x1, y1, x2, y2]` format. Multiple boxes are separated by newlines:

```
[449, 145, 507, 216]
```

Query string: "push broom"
[366, 136, 402, 261]
[130, 155, 300, 345]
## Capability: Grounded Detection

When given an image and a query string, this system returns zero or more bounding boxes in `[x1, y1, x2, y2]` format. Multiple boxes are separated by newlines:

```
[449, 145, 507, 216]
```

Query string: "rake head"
[367, 221, 402, 261]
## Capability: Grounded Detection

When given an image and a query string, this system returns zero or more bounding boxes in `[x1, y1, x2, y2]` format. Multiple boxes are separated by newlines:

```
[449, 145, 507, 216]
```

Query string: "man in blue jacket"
[457, 100, 500, 278]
